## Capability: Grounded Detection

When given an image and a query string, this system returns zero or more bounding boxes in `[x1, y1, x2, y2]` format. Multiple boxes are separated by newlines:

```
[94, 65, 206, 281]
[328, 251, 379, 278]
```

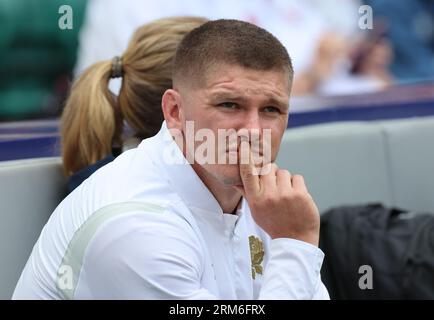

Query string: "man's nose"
[235, 110, 263, 146]
[240, 110, 262, 131]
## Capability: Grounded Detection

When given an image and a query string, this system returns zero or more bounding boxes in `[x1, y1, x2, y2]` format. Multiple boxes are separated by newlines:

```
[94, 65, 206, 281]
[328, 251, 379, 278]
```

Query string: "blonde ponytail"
[61, 61, 122, 176]
[61, 16, 207, 176]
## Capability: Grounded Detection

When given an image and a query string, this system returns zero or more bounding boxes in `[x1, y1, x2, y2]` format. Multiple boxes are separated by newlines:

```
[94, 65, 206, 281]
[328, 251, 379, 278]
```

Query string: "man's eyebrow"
[208, 91, 245, 101]
[266, 96, 289, 110]
[208, 90, 289, 109]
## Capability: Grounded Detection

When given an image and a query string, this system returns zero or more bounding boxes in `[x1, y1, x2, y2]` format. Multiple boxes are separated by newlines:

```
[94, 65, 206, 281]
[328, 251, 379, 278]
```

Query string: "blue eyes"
[217, 103, 280, 114]
[263, 106, 280, 113]
[218, 102, 238, 109]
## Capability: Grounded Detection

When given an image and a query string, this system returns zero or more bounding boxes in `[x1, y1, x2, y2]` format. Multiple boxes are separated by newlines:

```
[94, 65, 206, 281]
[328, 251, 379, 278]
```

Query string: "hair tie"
[111, 56, 123, 78]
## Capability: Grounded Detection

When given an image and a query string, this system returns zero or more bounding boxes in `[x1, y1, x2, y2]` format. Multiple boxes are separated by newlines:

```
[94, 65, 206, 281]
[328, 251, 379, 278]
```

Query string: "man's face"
[175, 63, 290, 187]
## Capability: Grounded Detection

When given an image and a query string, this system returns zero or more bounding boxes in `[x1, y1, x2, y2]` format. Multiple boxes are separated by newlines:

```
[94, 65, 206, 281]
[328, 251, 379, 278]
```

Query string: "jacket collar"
[143, 122, 250, 234]
[147, 122, 224, 216]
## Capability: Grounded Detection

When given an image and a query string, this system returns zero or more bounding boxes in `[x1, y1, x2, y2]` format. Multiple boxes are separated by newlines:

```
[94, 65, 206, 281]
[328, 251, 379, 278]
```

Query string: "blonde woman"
[61, 16, 207, 193]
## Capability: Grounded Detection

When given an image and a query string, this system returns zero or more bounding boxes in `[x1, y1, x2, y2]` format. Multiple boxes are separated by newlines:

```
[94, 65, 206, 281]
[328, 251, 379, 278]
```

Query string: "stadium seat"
[277, 122, 393, 212]
[0, 157, 65, 299]
[379, 117, 434, 213]
[277, 116, 434, 213]
[0, 0, 86, 120]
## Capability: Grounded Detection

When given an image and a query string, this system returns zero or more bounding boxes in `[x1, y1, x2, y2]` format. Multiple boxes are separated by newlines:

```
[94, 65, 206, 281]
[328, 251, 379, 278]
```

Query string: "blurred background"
[0, 0, 433, 160]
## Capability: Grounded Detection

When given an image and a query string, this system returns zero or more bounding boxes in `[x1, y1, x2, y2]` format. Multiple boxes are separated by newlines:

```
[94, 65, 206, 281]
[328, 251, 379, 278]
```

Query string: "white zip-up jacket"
[13, 122, 330, 299]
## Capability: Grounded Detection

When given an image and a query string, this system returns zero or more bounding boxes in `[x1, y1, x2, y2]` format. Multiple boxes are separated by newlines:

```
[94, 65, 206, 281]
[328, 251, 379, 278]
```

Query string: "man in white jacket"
[13, 19, 329, 299]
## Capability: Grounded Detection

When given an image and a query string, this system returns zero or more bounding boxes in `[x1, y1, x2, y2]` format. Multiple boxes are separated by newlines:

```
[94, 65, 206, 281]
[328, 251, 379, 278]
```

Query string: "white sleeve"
[80, 212, 218, 299]
[80, 213, 329, 299]
[259, 238, 330, 300]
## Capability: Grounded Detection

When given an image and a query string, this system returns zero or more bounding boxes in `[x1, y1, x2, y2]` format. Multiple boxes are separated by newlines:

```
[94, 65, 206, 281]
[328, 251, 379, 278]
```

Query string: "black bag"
[319, 203, 434, 299]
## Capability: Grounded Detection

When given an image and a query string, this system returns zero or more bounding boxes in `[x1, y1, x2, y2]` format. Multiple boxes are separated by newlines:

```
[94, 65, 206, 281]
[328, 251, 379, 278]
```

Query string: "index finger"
[239, 141, 260, 197]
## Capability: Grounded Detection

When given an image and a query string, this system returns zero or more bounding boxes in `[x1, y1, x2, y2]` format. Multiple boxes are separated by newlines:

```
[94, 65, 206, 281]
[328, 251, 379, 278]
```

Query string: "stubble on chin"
[222, 174, 243, 187]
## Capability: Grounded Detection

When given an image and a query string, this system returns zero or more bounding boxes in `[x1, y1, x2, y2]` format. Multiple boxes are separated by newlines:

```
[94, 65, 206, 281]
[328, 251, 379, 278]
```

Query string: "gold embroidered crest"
[249, 235, 264, 279]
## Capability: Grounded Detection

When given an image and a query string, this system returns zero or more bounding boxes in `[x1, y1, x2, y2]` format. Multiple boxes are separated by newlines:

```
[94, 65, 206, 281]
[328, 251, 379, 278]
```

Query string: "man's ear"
[162, 89, 183, 131]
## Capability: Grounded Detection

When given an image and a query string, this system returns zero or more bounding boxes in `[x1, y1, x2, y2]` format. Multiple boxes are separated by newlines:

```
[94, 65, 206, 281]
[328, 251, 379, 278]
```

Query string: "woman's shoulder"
[67, 155, 116, 194]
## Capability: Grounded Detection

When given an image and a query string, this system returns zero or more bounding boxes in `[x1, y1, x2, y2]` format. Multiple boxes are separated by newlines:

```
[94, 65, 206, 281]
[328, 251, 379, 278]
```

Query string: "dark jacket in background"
[320, 203, 434, 299]
[67, 155, 115, 194]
